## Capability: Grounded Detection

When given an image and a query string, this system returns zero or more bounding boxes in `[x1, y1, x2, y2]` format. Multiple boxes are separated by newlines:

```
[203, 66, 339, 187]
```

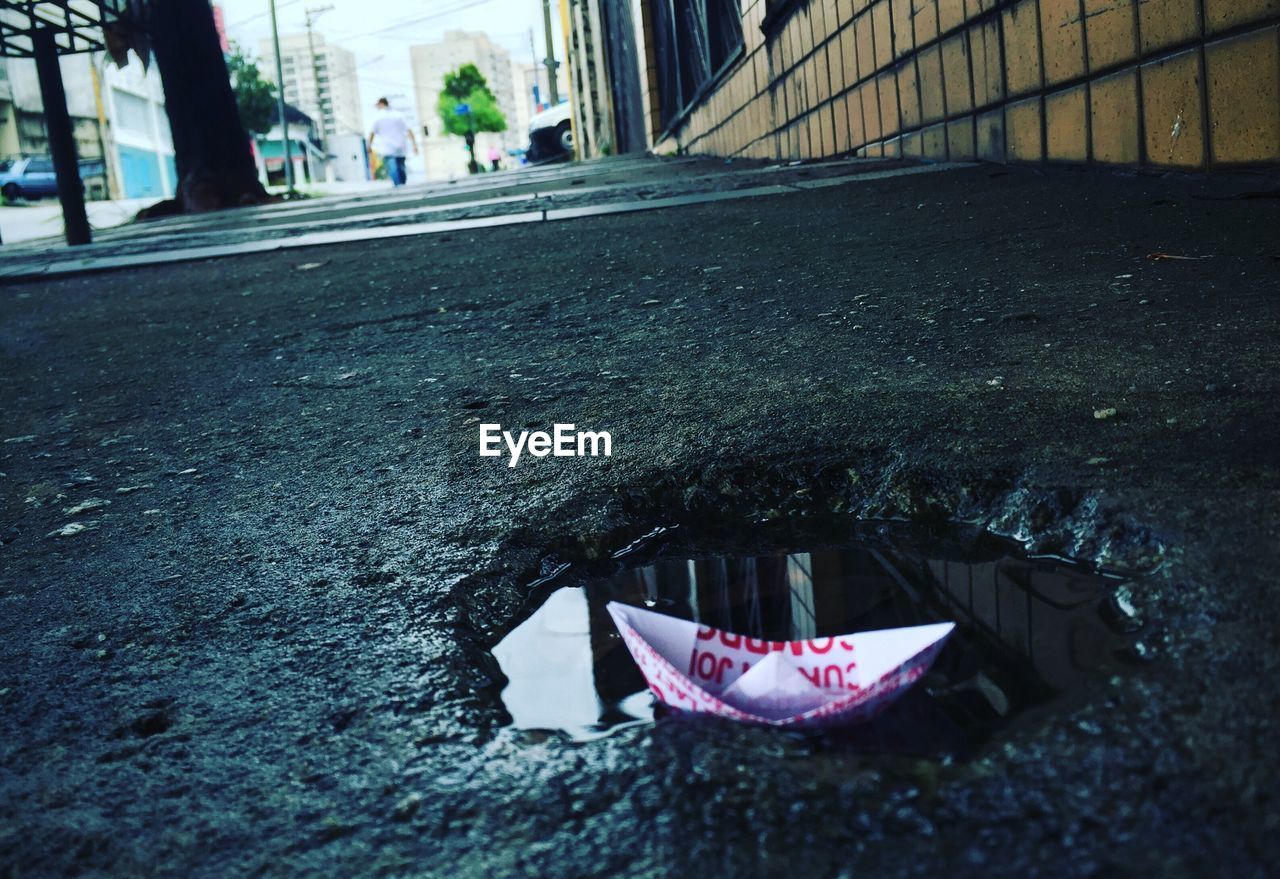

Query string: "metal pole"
[541, 0, 560, 104]
[90, 56, 122, 201]
[528, 27, 541, 109]
[32, 28, 91, 246]
[268, 0, 295, 193]
[304, 5, 333, 154]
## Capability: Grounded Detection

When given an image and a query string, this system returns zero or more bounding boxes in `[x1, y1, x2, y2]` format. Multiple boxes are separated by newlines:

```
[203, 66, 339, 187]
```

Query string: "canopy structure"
[0, 1, 150, 245]
[0, 0, 146, 57]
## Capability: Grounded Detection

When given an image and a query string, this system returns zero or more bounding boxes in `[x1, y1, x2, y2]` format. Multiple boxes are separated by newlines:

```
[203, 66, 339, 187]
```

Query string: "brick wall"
[647, 0, 1279, 169]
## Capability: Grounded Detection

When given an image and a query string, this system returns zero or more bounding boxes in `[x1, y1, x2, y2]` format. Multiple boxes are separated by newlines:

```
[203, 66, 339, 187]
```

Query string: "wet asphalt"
[1, 160, 1279, 877]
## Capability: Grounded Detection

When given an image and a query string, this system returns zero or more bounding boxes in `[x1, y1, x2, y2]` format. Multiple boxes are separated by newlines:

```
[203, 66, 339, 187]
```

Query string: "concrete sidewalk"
[1, 160, 1278, 877]
[0, 155, 956, 279]
[0, 195, 163, 245]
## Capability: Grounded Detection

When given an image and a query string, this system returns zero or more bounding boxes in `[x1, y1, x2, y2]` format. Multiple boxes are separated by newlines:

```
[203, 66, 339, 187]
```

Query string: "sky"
[215, 0, 555, 127]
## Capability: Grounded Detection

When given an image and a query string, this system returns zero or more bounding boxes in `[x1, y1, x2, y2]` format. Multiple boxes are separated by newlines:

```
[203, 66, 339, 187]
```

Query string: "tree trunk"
[148, 0, 267, 212]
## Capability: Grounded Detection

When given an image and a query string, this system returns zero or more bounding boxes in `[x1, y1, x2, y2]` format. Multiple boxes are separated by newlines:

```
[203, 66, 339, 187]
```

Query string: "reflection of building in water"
[594, 548, 947, 646]
[885, 553, 1117, 693]
[496, 543, 1130, 746]
[586, 546, 1124, 717]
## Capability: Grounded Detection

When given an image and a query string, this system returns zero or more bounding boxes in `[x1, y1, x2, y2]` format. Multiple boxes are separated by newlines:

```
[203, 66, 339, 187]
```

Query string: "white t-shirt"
[370, 109, 410, 157]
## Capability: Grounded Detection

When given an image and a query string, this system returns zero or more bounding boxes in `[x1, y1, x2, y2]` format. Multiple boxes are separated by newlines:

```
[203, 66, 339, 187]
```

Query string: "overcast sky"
[215, 0, 554, 126]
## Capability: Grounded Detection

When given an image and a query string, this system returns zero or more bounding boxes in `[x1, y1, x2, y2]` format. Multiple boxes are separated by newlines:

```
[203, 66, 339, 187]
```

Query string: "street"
[2, 155, 1279, 876]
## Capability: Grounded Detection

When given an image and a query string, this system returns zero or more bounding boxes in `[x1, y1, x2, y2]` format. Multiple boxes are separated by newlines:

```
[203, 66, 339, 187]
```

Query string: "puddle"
[492, 533, 1141, 753]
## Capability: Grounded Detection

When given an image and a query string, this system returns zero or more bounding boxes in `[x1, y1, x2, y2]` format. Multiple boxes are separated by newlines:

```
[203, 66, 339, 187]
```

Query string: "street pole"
[32, 28, 91, 246]
[541, 0, 560, 104]
[304, 5, 334, 154]
[527, 27, 541, 109]
[90, 56, 122, 201]
[268, 0, 296, 194]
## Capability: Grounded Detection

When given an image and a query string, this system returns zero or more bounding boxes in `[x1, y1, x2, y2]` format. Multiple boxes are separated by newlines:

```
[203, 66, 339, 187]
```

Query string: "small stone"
[63, 498, 110, 516]
[115, 484, 152, 495]
[1093, 407, 1117, 420]
[391, 794, 422, 822]
[47, 522, 93, 538]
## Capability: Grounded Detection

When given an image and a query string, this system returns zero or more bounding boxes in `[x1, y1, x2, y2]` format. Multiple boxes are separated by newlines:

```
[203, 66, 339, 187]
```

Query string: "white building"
[258, 32, 363, 144]
[100, 55, 176, 199]
[409, 31, 519, 180]
[2, 52, 175, 201]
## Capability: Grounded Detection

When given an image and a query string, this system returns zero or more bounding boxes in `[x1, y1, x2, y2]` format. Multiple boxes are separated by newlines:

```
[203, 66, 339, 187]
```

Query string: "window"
[27, 159, 53, 173]
[111, 89, 154, 137]
[648, 0, 744, 129]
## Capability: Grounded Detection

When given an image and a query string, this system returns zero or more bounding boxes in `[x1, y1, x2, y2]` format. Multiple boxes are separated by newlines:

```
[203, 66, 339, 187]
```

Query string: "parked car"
[0, 156, 101, 201]
[527, 102, 573, 162]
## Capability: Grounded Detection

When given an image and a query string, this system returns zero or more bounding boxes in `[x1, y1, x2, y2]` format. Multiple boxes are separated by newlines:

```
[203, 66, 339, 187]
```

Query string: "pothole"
[492, 526, 1144, 753]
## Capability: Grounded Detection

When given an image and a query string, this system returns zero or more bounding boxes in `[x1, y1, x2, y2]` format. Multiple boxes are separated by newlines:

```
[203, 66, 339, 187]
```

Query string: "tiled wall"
[647, 0, 1280, 168]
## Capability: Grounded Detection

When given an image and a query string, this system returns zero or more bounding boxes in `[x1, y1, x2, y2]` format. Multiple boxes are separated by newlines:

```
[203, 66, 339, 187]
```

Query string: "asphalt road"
[1, 161, 1278, 877]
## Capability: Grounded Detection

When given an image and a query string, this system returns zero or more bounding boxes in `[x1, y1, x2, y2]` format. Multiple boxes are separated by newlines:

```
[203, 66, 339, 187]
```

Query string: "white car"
[527, 102, 573, 161]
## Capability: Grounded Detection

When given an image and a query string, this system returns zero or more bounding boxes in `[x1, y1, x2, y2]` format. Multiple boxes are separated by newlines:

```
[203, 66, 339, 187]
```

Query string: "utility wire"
[226, 0, 305, 30]
[326, 0, 494, 40]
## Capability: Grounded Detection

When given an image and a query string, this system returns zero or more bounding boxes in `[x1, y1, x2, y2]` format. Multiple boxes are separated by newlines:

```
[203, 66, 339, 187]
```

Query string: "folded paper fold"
[606, 601, 954, 728]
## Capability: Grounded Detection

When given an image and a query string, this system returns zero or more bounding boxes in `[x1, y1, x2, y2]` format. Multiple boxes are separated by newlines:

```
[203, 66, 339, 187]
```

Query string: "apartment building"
[258, 31, 363, 143]
[409, 30, 520, 179]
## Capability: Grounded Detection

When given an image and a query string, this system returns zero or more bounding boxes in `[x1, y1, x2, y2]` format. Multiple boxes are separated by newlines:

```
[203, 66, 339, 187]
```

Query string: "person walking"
[487, 145, 502, 172]
[368, 97, 418, 187]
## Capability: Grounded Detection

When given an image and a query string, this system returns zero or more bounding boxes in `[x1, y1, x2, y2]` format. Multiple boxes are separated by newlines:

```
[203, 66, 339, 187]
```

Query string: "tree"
[147, 0, 268, 212]
[436, 64, 506, 174]
[226, 44, 277, 137]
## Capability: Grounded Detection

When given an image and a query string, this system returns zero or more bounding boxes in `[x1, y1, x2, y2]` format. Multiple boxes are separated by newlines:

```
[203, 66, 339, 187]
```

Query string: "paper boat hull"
[606, 602, 954, 729]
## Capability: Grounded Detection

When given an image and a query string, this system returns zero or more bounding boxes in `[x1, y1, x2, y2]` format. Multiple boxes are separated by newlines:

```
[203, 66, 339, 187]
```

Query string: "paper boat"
[606, 602, 954, 728]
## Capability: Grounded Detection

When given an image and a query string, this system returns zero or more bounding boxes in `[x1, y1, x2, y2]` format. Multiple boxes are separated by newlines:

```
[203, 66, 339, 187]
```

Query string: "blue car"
[0, 156, 103, 201]
[0, 157, 59, 200]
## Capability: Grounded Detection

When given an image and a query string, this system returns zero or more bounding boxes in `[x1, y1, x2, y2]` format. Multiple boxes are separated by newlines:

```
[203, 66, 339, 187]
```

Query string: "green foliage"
[227, 43, 277, 136]
[435, 63, 507, 137]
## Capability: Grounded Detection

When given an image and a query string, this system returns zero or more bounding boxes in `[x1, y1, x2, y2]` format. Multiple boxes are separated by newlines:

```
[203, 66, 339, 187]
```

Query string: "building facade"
[409, 30, 520, 179]
[2, 51, 175, 201]
[258, 32, 364, 143]
[0, 63, 21, 159]
[100, 55, 176, 199]
[569, 0, 1279, 170]
[256, 104, 326, 186]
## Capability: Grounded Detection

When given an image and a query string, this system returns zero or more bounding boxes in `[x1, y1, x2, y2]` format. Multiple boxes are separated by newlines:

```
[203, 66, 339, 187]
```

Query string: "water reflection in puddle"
[493, 538, 1140, 752]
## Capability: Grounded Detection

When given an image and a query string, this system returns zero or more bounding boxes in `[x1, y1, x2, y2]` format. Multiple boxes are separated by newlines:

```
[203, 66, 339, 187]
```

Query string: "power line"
[328, 0, 494, 41]
[226, 0, 305, 30]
